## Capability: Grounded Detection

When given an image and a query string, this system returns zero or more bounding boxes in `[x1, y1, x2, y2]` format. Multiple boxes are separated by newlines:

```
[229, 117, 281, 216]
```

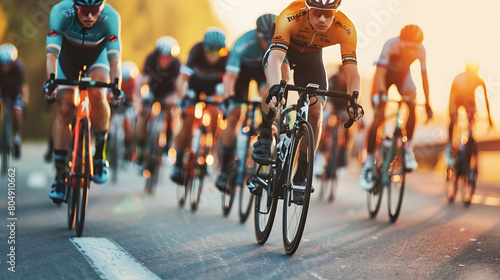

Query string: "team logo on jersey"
[287, 11, 307, 22]
[334, 20, 351, 35]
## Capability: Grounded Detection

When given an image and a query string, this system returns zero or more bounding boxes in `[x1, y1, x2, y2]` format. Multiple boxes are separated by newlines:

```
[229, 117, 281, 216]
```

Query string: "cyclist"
[251, 0, 363, 186]
[359, 24, 433, 191]
[214, 14, 277, 192]
[113, 60, 140, 162]
[136, 36, 181, 167]
[0, 43, 29, 159]
[170, 27, 229, 184]
[445, 62, 493, 165]
[45, 0, 122, 202]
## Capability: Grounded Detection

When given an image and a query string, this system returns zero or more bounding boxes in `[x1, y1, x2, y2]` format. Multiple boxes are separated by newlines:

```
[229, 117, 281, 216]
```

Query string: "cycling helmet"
[305, 0, 342, 10]
[400, 25, 424, 43]
[156, 36, 180, 57]
[466, 61, 480, 74]
[122, 61, 139, 82]
[256, 14, 277, 39]
[203, 27, 226, 51]
[74, 0, 105, 6]
[0, 43, 18, 65]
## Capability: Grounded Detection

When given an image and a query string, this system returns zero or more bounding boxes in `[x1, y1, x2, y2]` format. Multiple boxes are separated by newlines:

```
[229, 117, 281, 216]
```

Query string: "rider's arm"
[175, 73, 190, 99]
[343, 64, 360, 96]
[479, 77, 493, 126]
[339, 21, 359, 95]
[105, 7, 122, 86]
[419, 47, 430, 106]
[45, 4, 64, 79]
[223, 72, 237, 99]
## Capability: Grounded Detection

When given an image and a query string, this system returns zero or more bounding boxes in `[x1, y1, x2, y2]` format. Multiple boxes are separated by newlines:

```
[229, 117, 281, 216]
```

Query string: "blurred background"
[0, 0, 498, 182]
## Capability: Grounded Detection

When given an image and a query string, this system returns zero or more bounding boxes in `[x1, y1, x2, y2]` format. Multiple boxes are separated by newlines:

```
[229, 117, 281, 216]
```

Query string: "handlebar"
[275, 80, 361, 129]
[43, 72, 121, 104]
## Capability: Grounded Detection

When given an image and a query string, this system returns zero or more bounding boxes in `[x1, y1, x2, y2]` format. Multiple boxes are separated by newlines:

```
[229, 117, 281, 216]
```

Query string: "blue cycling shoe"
[93, 159, 109, 184]
[49, 179, 66, 203]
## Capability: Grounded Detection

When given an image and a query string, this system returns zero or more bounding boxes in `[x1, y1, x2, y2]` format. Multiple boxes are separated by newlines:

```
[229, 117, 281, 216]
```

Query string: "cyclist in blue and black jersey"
[214, 14, 276, 192]
[170, 27, 229, 184]
[45, 0, 122, 203]
[136, 36, 181, 166]
[0, 43, 29, 159]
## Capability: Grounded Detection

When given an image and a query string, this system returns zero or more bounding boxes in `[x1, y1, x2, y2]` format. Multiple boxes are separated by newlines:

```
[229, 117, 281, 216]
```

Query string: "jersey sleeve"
[269, 11, 292, 53]
[225, 37, 245, 74]
[46, 4, 65, 57]
[340, 25, 357, 65]
[104, 6, 122, 60]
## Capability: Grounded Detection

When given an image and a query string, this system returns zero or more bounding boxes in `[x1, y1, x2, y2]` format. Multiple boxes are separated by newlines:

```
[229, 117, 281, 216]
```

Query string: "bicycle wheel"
[221, 160, 237, 217]
[109, 117, 119, 184]
[445, 166, 457, 203]
[0, 110, 10, 176]
[282, 121, 314, 255]
[387, 128, 405, 223]
[190, 151, 205, 212]
[67, 140, 76, 230]
[145, 118, 162, 195]
[75, 119, 91, 237]
[254, 128, 279, 245]
[239, 137, 257, 223]
[367, 159, 383, 218]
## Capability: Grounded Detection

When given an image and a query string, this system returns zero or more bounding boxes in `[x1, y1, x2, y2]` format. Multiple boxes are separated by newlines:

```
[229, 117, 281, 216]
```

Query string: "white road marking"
[70, 237, 161, 280]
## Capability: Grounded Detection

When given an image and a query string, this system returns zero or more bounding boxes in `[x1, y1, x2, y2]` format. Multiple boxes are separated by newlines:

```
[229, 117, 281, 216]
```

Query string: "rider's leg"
[220, 106, 241, 171]
[45, 103, 56, 162]
[136, 100, 152, 163]
[171, 109, 194, 183]
[122, 109, 133, 161]
[11, 97, 23, 159]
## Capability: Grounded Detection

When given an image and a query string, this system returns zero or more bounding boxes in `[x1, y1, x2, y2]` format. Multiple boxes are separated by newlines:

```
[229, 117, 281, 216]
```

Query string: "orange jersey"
[270, 0, 357, 65]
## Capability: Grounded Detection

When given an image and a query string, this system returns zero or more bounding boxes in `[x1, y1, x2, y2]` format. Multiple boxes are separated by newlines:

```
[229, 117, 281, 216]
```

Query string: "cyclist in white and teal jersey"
[215, 14, 276, 192]
[45, 0, 122, 203]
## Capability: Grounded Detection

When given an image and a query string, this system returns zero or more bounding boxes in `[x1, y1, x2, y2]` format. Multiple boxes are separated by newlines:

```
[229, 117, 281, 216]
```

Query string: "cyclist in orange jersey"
[359, 25, 433, 191]
[445, 62, 493, 165]
[251, 0, 362, 177]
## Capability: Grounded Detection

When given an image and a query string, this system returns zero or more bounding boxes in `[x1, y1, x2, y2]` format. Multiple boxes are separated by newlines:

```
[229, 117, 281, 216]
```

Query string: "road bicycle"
[177, 95, 222, 211]
[445, 121, 478, 206]
[220, 100, 260, 223]
[108, 104, 135, 184]
[248, 81, 360, 255]
[45, 70, 121, 237]
[367, 99, 424, 223]
[0, 94, 13, 176]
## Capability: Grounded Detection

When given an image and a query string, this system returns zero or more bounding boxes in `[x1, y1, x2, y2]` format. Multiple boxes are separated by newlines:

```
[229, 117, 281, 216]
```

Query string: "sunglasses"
[205, 47, 228, 57]
[309, 8, 336, 18]
[77, 6, 102, 16]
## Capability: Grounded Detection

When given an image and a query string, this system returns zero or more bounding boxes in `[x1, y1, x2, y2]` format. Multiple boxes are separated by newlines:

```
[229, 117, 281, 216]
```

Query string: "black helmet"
[305, 0, 342, 10]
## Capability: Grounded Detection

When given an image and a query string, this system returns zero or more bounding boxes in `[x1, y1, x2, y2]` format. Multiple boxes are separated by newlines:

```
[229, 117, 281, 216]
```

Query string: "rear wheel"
[387, 129, 406, 223]
[190, 150, 205, 212]
[282, 121, 314, 256]
[445, 166, 457, 203]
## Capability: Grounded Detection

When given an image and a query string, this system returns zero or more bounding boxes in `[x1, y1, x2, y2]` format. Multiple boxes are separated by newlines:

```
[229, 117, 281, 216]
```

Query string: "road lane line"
[70, 237, 161, 280]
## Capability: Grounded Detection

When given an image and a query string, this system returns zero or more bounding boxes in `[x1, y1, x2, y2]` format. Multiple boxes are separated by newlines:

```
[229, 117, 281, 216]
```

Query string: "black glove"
[265, 84, 281, 105]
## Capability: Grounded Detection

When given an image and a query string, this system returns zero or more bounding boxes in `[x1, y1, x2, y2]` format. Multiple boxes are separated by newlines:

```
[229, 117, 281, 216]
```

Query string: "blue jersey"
[226, 30, 264, 74]
[46, 0, 121, 60]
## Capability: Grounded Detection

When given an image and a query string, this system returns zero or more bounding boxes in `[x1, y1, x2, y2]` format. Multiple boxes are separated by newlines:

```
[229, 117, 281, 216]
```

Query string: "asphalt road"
[0, 144, 499, 280]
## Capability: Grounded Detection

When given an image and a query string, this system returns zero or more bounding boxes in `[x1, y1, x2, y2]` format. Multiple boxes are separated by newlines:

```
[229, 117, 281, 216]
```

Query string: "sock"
[221, 145, 235, 173]
[54, 149, 68, 181]
[406, 139, 412, 152]
[94, 131, 107, 160]
[14, 133, 21, 145]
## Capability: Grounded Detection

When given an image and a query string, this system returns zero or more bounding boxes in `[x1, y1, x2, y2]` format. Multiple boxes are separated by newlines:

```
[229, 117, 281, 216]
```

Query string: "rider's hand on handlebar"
[266, 84, 286, 112]
[107, 89, 125, 105]
[43, 81, 57, 101]
[348, 105, 364, 120]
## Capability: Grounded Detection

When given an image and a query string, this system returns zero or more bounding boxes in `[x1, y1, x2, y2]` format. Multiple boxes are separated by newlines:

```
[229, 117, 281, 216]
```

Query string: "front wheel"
[75, 119, 91, 237]
[445, 166, 457, 203]
[282, 121, 314, 256]
[387, 129, 406, 223]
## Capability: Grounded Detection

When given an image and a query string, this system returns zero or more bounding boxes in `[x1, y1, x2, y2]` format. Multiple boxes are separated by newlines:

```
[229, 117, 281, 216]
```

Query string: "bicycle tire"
[221, 160, 236, 217]
[282, 121, 314, 255]
[254, 127, 279, 245]
[0, 109, 10, 176]
[145, 117, 162, 195]
[110, 117, 119, 184]
[75, 118, 91, 237]
[367, 158, 383, 218]
[239, 138, 257, 223]
[387, 128, 406, 223]
[190, 151, 205, 212]
[445, 166, 457, 203]
[67, 138, 76, 230]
